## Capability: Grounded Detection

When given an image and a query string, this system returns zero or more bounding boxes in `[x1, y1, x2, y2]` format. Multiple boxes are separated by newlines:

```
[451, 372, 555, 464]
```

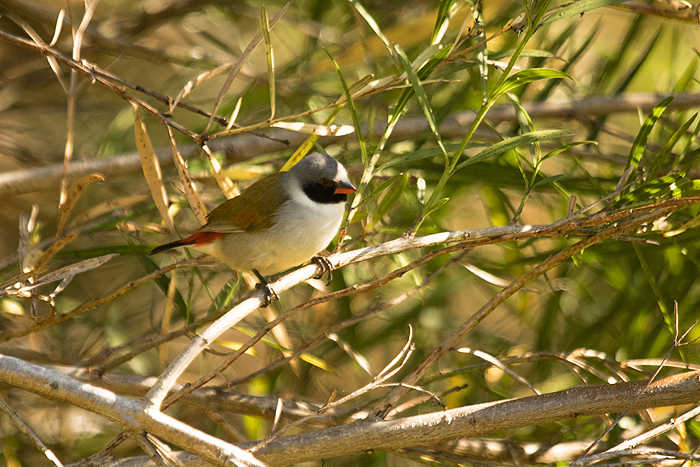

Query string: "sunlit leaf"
[455, 130, 573, 171]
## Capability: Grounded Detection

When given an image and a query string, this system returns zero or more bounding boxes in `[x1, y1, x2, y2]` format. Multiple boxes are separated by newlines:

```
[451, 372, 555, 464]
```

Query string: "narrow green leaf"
[475, 5, 488, 105]
[455, 130, 573, 171]
[492, 69, 574, 103]
[422, 197, 449, 219]
[625, 95, 674, 172]
[489, 49, 561, 61]
[348, 0, 400, 69]
[364, 173, 409, 234]
[349, 210, 368, 224]
[647, 113, 697, 178]
[324, 50, 367, 164]
[420, 44, 453, 81]
[614, 173, 697, 208]
[394, 44, 447, 158]
[334, 74, 375, 105]
[541, 141, 597, 163]
[139, 255, 188, 319]
[432, 0, 456, 44]
[673, 55, 699, 93]
[678, 116, 700, 172]
[542, 0, 628, 25]
[207, 278, 239, 315]
[260, 6, 275, 120]
[376, 142, 486, 172]
[633, 244, 673, 337]
[533, 174, 565, 188]
[591, 14, 644, 92]
[536, 20, 599, 101]
[361, 174, 404, 206]
[613, 28, 661, 96]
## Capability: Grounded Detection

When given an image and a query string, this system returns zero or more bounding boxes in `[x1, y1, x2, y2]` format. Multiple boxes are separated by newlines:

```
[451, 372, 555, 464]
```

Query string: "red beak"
[335, 181, 356, 195]
[335, 187, 356, 194]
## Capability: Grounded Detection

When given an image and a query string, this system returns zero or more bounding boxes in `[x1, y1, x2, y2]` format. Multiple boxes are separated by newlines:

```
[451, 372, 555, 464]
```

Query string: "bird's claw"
[255, 281, 279, 307]
[312, 254, 334, 285]
[252, 269, 278, 307]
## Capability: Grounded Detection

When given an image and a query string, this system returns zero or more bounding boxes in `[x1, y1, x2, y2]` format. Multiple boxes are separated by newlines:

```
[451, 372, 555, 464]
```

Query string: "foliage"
[1, 0, 700, 466]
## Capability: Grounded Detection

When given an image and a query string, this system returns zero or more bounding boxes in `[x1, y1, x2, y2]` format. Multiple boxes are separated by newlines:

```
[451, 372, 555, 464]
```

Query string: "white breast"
[207, 181, 346, 276]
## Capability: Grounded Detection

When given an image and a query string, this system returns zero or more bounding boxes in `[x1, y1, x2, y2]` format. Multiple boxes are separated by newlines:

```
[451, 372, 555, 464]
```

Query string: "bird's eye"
[320, 177, 330, 185]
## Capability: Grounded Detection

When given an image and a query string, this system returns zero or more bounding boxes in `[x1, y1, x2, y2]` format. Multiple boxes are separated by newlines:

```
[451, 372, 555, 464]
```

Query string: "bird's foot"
[312, 253, 334, 285]
[253, 270, 278, 307]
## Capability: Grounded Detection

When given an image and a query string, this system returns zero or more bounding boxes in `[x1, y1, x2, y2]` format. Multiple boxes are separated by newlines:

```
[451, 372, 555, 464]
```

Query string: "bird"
[151, 152, 356, 304]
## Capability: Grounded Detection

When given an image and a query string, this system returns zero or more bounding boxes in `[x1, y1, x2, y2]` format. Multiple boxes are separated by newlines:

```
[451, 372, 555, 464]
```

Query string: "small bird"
[151, 152, 356, 303]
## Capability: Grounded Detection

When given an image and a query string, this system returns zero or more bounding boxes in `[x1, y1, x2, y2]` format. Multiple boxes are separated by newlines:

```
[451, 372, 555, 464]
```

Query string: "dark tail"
[150, 231, 225, 255]
[150, 238, 192, 255]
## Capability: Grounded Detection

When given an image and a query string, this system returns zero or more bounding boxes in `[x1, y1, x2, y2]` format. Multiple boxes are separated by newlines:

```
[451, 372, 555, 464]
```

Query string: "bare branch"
[53, 371, 700, 467]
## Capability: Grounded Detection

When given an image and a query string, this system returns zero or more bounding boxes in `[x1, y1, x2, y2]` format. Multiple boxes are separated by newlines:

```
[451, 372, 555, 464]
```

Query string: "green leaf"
[491, 69, 574, 104]
[348, 0, 400, 70]
[394, 44, 448, 158]
[455, 130, 573, 171]
[647, 113, 697, 178]
[361, 174, 405, 205]
[475, 5, 488, 105]
[364, 173, 409, 234]
[260, 5, 275, 120]
[625, 95, 674, 172]
[536, 20, 599, 101]
[376, 142, 486, 172]
[138, 255, 188, 320]
[533, 174, 565, 188]
[613, 28, 661, 96]
[349, 210, 368, 224]
[614, 173, 700, 208]
[422, 197, 449, 219]
[489, 49, 561, 61]
[431, 0, 456, 44]
[541, 141, 597, 163]
[542, 0, 628, 25]
[324, 50, 367, 164]
[207, 278, 239, 315]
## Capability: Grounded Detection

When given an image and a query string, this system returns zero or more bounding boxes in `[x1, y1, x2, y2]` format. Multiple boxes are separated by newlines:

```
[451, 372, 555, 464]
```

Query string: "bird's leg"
[253, 269, 278, 307]
[311, 252, 334, 285]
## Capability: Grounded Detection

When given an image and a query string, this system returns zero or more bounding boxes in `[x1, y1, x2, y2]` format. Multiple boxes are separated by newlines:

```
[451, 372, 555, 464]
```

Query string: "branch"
[136, 196, 699, 414]
[60, 371, 700, 467]
[0, 354, 266, 467]
[369, 202, 688, 417]
[2, 90, 700, 197]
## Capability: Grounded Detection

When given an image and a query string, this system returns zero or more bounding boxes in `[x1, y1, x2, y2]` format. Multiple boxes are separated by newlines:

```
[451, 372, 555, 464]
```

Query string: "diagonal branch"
[59, 371, 700, 467]
[0, 354, 266, 467]
[370, 204, 684, 418]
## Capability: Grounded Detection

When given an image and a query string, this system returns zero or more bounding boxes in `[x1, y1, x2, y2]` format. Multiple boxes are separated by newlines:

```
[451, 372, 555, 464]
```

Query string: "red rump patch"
[184, 231, 225, 246]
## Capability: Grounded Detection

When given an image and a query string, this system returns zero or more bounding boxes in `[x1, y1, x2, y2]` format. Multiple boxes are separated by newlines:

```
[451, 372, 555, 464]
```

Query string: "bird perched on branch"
[151, 152, 356, 304]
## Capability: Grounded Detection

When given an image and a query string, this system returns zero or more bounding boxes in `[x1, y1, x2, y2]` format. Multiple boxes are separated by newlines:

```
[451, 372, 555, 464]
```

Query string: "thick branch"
[65, 371, 700, 467]
[0, 354, 265, 467]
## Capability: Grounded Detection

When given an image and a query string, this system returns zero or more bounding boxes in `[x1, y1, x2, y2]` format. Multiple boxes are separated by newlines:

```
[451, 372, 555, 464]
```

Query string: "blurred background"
[2, 0, 700, 465]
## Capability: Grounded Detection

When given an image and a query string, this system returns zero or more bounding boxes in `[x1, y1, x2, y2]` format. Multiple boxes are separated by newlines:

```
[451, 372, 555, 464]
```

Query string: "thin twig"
[0, 395, 64, 467]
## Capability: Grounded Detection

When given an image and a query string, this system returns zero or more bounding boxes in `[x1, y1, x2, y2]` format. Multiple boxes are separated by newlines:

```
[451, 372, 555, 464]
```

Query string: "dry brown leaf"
[271, 122, 355, 136]
[56, 173, 105, 236]
[167, 127, 207, 225]
[132, 103, 175, 232]
[201, 143, 236, 199]
[26, 232, 80, 275]
[16, 254, 118, 293]
[170, 63, 232, 114]
[69, 194, 150, 228]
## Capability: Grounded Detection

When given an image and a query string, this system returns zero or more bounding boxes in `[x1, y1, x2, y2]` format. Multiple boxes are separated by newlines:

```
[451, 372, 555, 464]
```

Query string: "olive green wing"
[199, 173, 289, 234]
